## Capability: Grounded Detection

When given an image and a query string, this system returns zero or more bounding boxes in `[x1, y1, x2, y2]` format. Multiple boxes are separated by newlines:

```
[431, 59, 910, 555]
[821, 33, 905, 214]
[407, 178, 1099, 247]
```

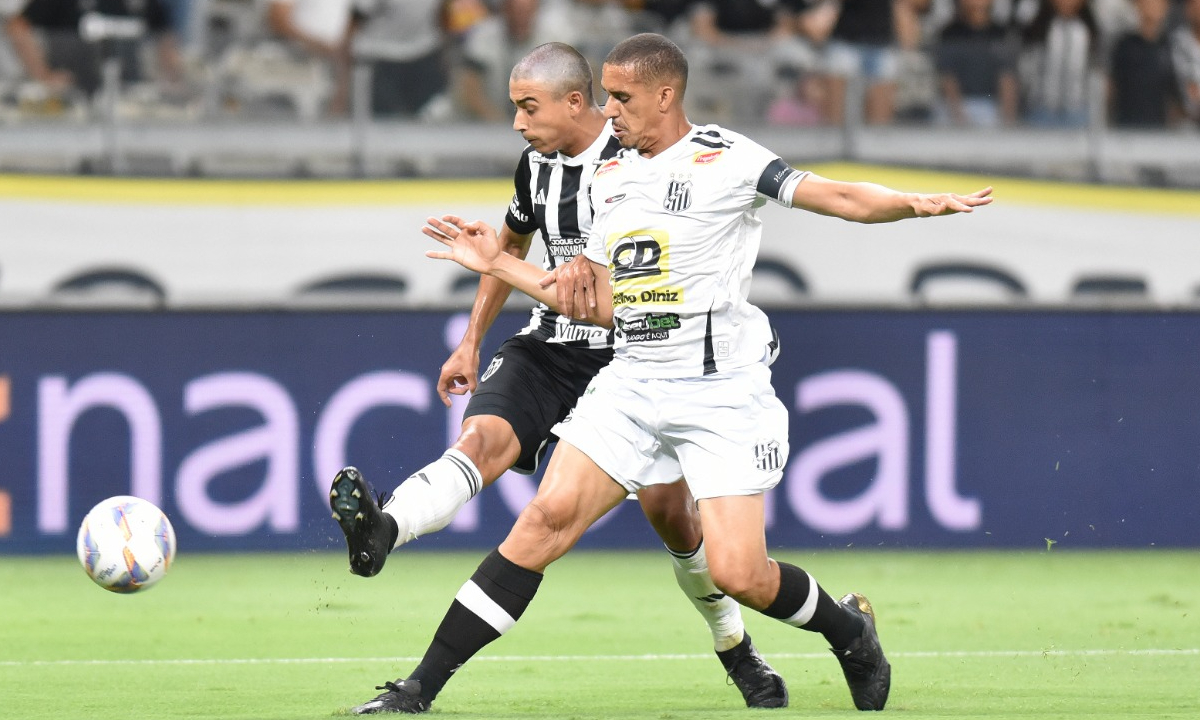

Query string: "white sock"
[670, 541, 746, 652]
[381, 449, 483, 549]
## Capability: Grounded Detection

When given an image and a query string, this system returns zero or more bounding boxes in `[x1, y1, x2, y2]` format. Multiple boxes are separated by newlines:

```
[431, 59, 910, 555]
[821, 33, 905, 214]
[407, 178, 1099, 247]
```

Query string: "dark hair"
[1021, 0, 1098, 47]
[604, 33, 688, 96]
[511, 42, 595, 103]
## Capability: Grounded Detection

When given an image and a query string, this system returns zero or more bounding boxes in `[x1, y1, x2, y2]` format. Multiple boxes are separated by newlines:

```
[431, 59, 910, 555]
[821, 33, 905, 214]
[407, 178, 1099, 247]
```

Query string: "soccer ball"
[76, 496, 177, 594]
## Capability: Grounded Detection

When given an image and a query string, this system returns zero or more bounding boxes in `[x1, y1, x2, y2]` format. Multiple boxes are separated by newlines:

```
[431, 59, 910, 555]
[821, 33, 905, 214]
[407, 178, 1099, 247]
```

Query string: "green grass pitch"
[1, 549, 1197, 719]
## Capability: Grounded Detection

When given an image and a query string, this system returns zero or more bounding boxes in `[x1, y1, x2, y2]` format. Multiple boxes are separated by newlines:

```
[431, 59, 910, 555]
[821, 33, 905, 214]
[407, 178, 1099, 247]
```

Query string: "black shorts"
[464, 334, 614, 475]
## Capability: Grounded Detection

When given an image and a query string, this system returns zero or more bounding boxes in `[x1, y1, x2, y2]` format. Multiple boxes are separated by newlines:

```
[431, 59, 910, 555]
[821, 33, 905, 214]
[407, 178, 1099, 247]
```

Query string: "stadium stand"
[1070, 273, 1152, 303]
[1, 0, 1199, 183]
[910, 261, 1028, 305]
[748, 257, 810, 307]
[46, 266, 168, 308]
[294, 272, 410, 306]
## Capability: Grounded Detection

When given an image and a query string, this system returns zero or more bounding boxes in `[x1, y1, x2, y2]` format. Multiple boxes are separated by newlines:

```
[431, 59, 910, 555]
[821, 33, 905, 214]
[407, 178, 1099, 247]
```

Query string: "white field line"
[2, 648, 1197, 668]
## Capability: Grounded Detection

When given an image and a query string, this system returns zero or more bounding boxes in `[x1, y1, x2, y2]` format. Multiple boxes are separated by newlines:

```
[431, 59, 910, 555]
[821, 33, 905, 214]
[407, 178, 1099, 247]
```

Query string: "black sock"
[760, 561, 863, 649]
[408, 549, 542, 702]
[715, 631, 755, 671]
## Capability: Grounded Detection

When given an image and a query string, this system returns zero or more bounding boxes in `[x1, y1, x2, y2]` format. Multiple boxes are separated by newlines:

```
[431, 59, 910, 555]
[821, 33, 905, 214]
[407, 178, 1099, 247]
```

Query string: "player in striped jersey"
[408, 33, 991, 713]
[331, 42, 786, 713]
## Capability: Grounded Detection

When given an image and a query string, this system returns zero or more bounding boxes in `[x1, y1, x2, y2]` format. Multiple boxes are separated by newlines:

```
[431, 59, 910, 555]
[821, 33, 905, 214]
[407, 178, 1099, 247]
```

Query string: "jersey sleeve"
[582, 180, 609, 266]
[754, 157, 808, 208]
[504, 148, 538, 235]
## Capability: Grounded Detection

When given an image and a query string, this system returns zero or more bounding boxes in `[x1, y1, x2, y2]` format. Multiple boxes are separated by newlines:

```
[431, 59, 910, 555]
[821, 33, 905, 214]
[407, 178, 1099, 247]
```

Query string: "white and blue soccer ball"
[76, 496, 176, 594]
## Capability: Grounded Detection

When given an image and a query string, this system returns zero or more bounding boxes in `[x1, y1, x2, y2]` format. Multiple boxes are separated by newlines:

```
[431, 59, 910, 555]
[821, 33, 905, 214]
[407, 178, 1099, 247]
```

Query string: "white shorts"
[552, 362, 790, 500]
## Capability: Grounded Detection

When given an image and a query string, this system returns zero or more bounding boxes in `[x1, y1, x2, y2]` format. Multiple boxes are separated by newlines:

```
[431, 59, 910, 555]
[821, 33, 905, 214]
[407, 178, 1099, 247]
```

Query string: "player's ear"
[567, 90, 584, 115]
[658, 85, 676, 113]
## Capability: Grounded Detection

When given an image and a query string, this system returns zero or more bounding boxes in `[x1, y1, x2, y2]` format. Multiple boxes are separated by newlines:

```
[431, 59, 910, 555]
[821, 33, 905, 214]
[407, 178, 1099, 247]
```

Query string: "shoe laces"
[375, 680, 406, 694]
[726, 652, 765, 686]
[837, 643, 878, 676]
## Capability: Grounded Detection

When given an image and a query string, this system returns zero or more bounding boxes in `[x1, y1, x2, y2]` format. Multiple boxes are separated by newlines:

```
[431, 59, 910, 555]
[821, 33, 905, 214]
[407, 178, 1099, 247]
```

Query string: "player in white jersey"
[365, 33, 991, 713]
[332, 42, 786, 714]
[586, 122, 792, 377]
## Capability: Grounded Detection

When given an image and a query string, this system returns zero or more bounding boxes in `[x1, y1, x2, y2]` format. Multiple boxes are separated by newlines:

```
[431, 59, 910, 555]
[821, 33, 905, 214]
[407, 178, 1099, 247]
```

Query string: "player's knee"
[637, 484, 701, 551]
[641, 502, 701, 551]
[501, 498, 578, 570]
[707, 557, 772, 607]
[453, 417, 520, 484]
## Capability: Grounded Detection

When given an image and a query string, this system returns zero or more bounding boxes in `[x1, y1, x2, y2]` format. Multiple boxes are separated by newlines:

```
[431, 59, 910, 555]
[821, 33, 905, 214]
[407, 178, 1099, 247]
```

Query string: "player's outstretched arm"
[436, 224, 534, 407]
[424, 215, 561, 309]
[792, 173, 993, 224]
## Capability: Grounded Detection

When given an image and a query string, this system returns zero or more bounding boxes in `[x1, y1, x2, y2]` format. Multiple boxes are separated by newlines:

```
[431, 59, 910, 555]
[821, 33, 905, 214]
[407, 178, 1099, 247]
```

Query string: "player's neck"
[561, 107, 608, 158]
[639, 118, 694, 159]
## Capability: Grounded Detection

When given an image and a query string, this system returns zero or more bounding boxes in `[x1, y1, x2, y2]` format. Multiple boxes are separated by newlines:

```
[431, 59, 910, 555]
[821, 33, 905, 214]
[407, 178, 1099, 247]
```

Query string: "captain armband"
[755, 158, 808, 208]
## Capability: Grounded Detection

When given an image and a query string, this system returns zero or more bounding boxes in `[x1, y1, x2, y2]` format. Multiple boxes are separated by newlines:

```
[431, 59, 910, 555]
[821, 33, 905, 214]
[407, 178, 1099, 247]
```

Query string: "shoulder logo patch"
[595, 159, 621, 177]
[693, 150, 723, 165]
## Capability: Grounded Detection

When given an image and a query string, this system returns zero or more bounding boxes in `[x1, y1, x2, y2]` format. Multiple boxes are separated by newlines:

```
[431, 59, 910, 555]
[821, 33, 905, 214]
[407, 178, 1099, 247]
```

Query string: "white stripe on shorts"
[782, 572, 819, 627]
[455, 579, 517, 634]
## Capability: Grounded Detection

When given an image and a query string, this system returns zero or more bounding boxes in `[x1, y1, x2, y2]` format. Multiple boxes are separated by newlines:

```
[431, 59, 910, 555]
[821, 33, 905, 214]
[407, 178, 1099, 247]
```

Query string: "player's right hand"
[423, 215, 503, 274]
[437, 344, 480, 407]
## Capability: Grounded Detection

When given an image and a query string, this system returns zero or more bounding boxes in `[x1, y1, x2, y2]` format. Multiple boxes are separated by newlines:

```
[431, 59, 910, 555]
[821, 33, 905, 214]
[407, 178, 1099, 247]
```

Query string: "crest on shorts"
[754, 440, 782, 472]
[664, 176, 692, 213]
[480, 356, 503, 383]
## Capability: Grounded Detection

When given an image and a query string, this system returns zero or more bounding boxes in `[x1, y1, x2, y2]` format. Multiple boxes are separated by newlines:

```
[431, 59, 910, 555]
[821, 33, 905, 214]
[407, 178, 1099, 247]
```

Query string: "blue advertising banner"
[1, 309, 1197, 553]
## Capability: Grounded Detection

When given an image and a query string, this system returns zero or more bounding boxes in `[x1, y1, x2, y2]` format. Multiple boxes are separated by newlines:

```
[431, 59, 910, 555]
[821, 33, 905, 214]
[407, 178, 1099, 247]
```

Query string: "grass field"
[1, 549, 1197, 719]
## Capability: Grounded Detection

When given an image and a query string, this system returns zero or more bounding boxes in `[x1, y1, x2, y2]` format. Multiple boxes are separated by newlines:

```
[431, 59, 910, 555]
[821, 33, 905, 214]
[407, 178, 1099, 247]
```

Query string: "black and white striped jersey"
[504, 121, 623, 349]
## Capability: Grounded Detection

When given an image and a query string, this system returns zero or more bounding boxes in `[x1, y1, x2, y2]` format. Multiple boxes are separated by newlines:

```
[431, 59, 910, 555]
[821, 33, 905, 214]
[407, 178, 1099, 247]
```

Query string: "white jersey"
[583, 124, 806, 379]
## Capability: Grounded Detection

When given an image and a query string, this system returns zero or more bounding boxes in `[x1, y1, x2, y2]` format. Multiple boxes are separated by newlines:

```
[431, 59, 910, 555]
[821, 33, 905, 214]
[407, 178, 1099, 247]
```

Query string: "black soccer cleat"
[831, 592, 891, 711]
[351, 678, 430, 715]
[329, 466, 396, 578]
[720, 633, 788, 708]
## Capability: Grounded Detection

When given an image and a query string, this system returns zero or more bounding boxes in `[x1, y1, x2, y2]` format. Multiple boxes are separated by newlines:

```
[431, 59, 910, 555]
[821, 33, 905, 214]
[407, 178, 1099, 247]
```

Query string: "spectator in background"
[1108, 0, 1179, 127]
[3, 0, 184, 98]
[936, 0, 1019, 126]
[453, 0, 581, 121]
[265, 0, 354, 116]
[350, 0, 452, 120]
[1017, 0, 1100, 127]
[1172, 0, 1200, 124]
[891, 0, 936, 122]
[687, 0, 823, 124]
[821, 0, 907, 125]
[625, 0, 698, 33]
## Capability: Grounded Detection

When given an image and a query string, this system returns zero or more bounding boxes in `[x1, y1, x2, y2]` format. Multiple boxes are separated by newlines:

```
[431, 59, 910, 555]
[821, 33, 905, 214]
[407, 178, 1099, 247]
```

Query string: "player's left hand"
[539, 255, 599, 319]
[914, 186, 993, 217]
[423, 215, 503, 274]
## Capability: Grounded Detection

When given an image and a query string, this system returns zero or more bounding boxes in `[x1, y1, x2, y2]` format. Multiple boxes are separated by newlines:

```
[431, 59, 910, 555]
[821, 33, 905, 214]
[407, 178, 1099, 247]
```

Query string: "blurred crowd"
[1, 0, 1199, 129]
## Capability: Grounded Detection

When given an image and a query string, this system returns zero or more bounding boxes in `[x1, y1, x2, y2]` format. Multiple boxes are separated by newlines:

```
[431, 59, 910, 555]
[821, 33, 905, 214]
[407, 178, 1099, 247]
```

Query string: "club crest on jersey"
[664, 176, 692, 213]
[693, 150, 723, 165]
